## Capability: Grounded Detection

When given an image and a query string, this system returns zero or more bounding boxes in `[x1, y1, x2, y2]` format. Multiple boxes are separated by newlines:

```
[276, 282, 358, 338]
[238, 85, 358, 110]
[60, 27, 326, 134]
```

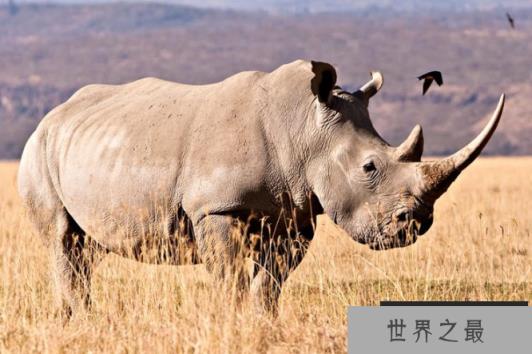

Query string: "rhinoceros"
[18, 60, 504, 315]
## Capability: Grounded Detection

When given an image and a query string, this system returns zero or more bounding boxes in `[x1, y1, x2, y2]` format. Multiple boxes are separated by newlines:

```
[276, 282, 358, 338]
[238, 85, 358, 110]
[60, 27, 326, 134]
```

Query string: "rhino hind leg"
[19, 130, 108, 317]
[50, 210, 107, 318]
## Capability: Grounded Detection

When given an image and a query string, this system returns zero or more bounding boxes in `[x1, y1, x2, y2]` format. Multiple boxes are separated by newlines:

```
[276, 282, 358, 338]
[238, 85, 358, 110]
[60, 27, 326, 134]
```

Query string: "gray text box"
[348, 306, 531, 354]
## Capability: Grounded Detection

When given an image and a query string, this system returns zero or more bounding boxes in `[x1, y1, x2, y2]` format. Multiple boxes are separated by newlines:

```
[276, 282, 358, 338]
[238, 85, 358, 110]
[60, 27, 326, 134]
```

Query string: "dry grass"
[0, 158, 530, 353]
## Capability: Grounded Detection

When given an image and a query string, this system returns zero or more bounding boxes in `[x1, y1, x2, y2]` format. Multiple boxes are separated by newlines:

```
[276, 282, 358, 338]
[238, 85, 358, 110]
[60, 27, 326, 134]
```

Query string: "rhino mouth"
[368, 220, 420, 250]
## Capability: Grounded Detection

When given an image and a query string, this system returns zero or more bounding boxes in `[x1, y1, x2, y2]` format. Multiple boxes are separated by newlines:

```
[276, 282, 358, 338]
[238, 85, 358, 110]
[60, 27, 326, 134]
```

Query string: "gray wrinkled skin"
[17, 60, 504, 315]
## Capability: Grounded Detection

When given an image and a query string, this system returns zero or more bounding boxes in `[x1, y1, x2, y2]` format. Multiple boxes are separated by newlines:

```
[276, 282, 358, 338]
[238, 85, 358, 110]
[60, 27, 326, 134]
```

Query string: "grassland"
[0, 158, 530, 353]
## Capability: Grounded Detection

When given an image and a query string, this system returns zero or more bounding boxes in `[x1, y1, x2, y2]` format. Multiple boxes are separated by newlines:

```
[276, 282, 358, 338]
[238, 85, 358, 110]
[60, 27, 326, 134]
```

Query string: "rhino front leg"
[51, 211, 107, 318]
[194, 214, 250, 296]
[250, 223, 313, 315]
[250, 266, 282, 315]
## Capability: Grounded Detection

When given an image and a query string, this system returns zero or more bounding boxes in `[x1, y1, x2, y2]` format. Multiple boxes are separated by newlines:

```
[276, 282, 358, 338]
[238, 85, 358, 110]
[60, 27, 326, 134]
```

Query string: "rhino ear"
[311, 61, 337, 104]
[353, 71, 383, 107]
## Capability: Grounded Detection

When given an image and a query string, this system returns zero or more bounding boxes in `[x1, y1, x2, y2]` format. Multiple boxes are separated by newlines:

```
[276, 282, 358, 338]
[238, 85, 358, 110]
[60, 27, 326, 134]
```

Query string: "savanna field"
[0, 158, 530, 353]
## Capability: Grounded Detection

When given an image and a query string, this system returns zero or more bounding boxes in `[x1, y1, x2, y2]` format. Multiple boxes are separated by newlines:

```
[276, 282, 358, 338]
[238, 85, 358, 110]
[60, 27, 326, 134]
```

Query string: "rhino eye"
[362, 161, 376, 173]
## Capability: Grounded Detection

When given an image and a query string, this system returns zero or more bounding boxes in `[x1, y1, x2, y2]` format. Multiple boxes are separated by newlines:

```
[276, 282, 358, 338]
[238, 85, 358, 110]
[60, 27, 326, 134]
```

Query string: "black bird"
[506, 12, 515, 29]
[417, 71, 443, 96]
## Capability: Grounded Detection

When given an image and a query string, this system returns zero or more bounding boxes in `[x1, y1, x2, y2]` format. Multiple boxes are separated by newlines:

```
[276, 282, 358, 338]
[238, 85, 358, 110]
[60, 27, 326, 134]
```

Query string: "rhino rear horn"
[395, 124, 424, 162]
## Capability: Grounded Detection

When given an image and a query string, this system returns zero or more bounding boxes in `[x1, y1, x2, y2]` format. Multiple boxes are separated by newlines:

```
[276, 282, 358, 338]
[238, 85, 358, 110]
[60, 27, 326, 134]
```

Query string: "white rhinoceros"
[18, 60, 504, 315]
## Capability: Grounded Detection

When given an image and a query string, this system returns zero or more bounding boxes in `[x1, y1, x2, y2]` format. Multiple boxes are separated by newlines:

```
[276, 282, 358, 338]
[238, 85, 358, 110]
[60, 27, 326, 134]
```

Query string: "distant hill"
[0, 2, 531, 158]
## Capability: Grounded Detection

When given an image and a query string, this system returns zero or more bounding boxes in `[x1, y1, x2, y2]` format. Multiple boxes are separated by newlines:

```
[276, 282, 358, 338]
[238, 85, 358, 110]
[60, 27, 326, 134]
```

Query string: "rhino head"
[305, 61, 505, 250]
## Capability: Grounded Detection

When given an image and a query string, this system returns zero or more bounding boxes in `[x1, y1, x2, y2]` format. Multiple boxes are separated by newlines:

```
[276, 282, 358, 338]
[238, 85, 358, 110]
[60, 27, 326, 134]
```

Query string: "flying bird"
[506, 12, 515, 29]
[417, 71, 443, 96]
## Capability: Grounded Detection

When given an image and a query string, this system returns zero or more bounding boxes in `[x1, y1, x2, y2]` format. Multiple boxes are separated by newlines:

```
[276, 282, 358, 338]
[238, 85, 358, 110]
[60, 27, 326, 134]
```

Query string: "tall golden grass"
[0, 158, 530, 353]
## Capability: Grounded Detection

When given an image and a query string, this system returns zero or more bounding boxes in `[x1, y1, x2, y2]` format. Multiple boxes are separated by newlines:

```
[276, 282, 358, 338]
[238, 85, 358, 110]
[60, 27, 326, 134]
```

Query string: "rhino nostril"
[396, 211, 408, 222]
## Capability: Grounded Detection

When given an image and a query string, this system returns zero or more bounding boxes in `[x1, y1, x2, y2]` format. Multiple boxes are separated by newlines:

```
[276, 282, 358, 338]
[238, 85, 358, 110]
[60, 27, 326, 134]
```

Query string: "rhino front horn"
[419, 93, 505, 200]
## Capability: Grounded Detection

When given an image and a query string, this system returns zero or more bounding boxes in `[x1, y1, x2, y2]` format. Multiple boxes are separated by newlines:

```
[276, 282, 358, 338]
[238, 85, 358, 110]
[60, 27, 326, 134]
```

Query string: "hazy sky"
[7, 0, 531, 13]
